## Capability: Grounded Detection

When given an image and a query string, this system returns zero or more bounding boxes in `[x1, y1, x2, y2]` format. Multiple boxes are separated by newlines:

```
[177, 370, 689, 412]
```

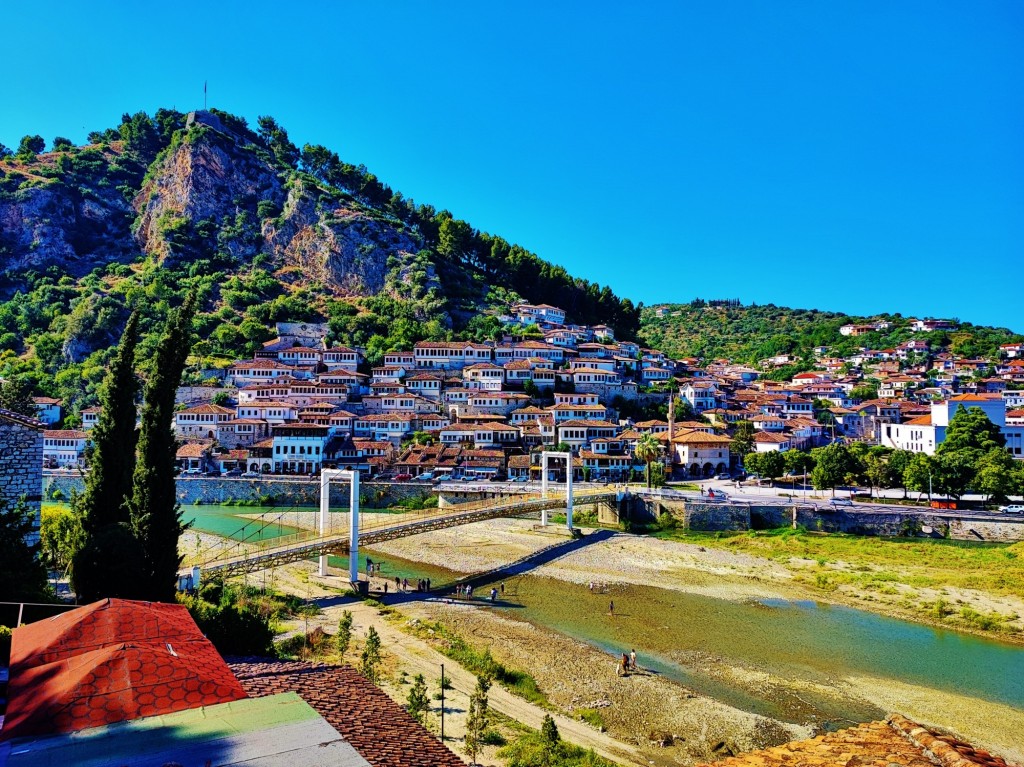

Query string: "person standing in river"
[630, 648, 637, 670]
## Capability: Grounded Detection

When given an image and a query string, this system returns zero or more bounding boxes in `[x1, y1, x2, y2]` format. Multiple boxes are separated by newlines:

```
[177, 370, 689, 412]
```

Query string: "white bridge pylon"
[539, 451, 574, 530]
[320, 469, 360, 583]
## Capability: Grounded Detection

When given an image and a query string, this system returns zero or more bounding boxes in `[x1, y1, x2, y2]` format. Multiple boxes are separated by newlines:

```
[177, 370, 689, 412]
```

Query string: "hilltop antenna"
[203, 81, 207, 110]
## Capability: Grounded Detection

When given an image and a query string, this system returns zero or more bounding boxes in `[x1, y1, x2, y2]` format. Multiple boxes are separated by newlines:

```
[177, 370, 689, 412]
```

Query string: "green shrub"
[0, 625, 11, 665]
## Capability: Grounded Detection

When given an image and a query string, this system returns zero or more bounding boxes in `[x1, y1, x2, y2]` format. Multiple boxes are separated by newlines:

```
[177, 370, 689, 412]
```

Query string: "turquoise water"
[183, 504, 305, 540]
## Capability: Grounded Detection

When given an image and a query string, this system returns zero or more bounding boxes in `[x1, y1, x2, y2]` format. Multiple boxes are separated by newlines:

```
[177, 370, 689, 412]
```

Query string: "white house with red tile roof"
[42, 429, 90, 468]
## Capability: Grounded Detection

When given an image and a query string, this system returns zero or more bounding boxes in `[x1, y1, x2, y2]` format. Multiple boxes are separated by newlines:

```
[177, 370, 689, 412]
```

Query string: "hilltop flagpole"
[204, 81, 207, 110]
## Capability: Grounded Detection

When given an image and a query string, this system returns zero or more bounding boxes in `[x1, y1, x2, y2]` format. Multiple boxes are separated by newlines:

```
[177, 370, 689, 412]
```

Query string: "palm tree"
[634, 432, 661, 488]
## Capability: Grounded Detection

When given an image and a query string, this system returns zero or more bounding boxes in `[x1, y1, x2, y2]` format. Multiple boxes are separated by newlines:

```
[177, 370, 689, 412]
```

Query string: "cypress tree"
[77, 311, 140, 533]
[71, 312, 147, 602]
[130, 294, 196, 602]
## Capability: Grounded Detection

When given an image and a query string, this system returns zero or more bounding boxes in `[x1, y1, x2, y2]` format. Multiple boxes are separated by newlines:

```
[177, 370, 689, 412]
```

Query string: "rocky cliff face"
[132, 113, 419, 295]
[266, 179, 419, 295]
[1, 112, 421, 299]
[0, 151, 138, 293]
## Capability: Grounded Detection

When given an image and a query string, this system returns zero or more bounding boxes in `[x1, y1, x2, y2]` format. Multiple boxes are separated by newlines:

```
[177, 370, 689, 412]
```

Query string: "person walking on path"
[630, 649, 637, 671]
[608, 600, 614, 616]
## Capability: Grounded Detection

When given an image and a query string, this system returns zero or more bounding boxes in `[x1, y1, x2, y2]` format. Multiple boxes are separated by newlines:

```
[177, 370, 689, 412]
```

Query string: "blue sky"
[3, 2, 1021, 330]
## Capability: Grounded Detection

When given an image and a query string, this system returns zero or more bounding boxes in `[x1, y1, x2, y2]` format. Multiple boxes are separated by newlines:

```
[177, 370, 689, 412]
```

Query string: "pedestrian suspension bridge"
[181, 452, 620, 585]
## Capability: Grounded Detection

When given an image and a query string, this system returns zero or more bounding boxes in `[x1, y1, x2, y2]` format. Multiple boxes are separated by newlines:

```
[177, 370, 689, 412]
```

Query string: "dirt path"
[271, 565, 645, 766]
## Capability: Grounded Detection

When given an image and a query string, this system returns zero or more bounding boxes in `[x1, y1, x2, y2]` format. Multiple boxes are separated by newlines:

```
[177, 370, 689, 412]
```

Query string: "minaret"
[668, 394, 675, 442]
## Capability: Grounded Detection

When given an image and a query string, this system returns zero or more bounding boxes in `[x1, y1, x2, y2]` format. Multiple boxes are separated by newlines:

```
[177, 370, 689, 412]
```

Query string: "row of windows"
[275, 444, 322, 455]
[45, 439, 83, 447]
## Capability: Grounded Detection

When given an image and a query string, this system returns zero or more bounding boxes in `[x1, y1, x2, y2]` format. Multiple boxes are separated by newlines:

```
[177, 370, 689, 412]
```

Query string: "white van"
[998, 504, 1024, 514]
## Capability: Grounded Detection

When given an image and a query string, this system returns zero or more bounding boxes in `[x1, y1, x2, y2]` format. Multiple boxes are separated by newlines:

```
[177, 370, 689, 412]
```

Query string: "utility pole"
[204, 81, 207, 110]
[439, 663, 445, 742]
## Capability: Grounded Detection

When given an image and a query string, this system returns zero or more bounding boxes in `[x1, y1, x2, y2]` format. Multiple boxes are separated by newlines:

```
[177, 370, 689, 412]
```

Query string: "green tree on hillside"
[16, 134, 45, 160]
[0, 377, 36, 417]
[129, 295, 196, 602]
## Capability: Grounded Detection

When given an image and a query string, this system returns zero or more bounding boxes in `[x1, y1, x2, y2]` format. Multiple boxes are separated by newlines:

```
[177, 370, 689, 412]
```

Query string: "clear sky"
[2, 2, 1021, 330]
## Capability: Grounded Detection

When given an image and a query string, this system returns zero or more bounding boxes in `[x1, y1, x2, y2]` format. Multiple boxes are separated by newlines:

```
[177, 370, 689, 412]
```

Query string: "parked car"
[394, 473, 413, 481]
[224, 468, 243, 477]
[241, 471, 260, 478]
[998, 504, 1024, 514]
[415, 472, 434, 481]
[434, 474, 453, 482]
[183, 468, 202, 475]
[829, 498, 854, 507]
[713, 473, 731, 480]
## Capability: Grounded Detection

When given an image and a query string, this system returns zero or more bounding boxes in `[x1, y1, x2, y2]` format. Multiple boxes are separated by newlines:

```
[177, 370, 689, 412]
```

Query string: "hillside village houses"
[33, 310, 1024, 481]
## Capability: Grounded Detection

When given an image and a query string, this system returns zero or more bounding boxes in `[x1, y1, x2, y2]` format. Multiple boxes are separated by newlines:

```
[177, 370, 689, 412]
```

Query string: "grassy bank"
[654, 527, 1024, 635]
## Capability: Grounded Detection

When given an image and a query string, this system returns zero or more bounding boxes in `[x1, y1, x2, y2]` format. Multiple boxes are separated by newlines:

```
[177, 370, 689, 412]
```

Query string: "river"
[183, 505, 1024, 733]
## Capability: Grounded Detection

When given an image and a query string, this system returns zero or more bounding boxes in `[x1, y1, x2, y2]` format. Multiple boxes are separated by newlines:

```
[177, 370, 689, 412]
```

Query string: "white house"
[271, 423, 331, 474]
[43, 430, 90, 468]
[174, 403, 235, 439]
[33, 397, 62, 426]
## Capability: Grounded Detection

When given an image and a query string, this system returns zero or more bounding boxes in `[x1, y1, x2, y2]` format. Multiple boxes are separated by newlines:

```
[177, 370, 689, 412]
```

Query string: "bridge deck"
[187, 490, 618, 578]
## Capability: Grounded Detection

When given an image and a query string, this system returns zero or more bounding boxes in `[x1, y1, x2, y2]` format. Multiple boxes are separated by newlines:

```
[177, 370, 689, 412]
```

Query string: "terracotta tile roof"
[697, 715, 1016, 767]
[228, 659, 465, 767]
[754, 431, 790, 443]
[0, 408, 45, 430]
[3, 599, 246, 741]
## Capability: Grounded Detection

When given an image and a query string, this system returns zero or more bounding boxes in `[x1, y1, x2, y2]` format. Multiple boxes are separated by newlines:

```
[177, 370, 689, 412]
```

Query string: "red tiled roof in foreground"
[1, 599, 247, 742]
[696, 715, 1017, 767]
[9, 598, 206, 669]
[229, 658, 465, 767]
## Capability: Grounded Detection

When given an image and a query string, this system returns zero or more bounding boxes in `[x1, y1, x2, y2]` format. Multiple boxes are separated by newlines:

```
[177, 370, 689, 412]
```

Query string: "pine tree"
[541, 713, 561, 763]
[129, 294, 196, 602]
[360, 626, 382, 684]
[406, 673, 430, 724]
[70, 312, 147, 602]
[464, 674, 491, 763]
[336, 610, 353, 660]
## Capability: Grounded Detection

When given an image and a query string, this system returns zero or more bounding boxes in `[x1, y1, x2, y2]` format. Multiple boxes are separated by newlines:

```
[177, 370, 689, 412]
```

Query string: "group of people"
[455, 582, 505, 602]
[699, 487, 716, 498]
[365, 558, 383, 576]
[395, 576, 431, 593]
[616, 648, 640, 676]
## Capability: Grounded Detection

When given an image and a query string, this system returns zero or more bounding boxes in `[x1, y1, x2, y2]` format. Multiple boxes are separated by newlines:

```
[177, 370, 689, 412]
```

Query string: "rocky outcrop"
[132, 114, 419, 295]
[265, 180, 420, 295]
[133, 120, 283, 265]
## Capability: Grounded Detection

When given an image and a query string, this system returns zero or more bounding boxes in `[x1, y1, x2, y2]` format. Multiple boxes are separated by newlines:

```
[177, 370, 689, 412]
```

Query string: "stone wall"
[175, 386, 235, 406]
[629, 494, 1024, 542]
[44, 475, 431, 509]
[0, 411, 44, 546]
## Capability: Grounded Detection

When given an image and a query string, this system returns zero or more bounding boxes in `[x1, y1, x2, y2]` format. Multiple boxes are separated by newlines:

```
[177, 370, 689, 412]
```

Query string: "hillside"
[639, 300, 1023, 368]
[0, 109, 639, 411]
